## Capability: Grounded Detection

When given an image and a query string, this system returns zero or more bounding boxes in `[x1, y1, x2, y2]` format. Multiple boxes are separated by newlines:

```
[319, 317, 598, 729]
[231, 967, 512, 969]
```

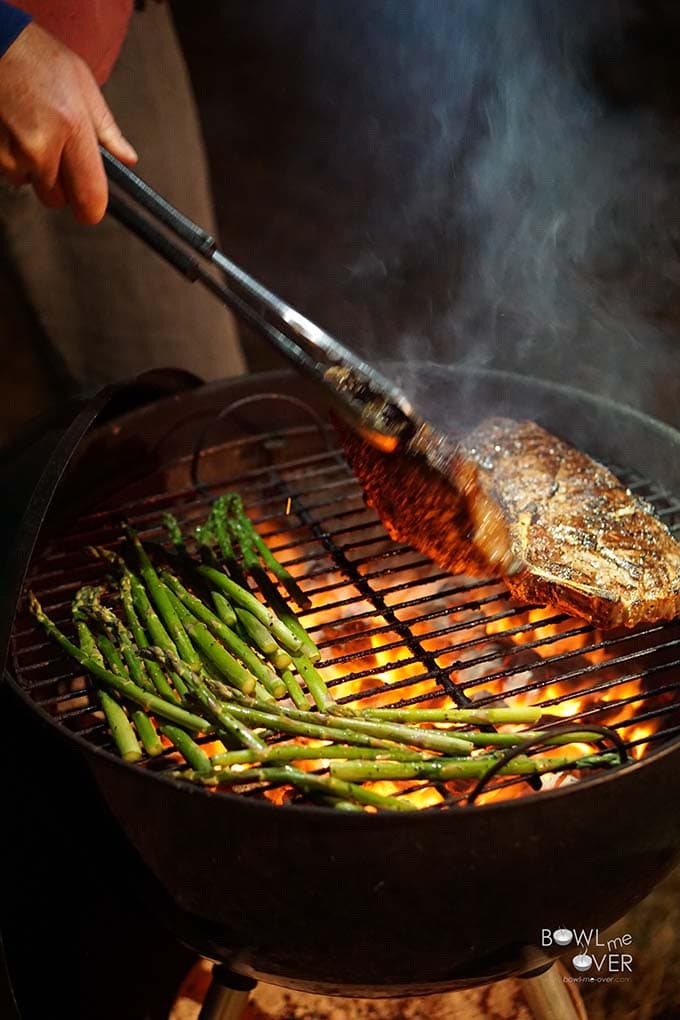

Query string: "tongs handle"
[101, 147, 416, 447]
[101, 148, 216, 256]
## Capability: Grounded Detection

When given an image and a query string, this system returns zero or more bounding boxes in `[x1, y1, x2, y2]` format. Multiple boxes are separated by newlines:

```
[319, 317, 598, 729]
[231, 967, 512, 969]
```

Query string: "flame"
[238, 517, 665, 808]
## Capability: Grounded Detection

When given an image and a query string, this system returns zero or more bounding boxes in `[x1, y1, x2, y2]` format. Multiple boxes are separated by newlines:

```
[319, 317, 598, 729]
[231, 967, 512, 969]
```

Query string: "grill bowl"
[6, 366, 680, 995]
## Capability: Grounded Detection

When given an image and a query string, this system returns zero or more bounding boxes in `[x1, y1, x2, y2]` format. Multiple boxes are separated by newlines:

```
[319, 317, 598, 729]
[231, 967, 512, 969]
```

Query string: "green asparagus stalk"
[360, 706, 544, 725]
[127, 571, 190, 699]
[98, 690, 142, 762]
[213, 495, 259, 571]
[290, 652, 333, 710]
[96, 633, 166, 756]
[417, 729, 608, 749]
[30, 594, 210, 732]
[225, 492, 312, 609]
[234, 607, 278, 655]
[132, 711, 163, 757]
[87, 545, 189, 701]
[198, 565, 302, 653]
[80, 587, 157, 694]
[216, 590, 291, 670]
[185, 763, 414, 811]
[206, 504, 253, 594]
[75, 615, 104, 666]
[315, 797, 366, 812]
[266, 644, 293, 672]
[76, 602, 162, 758]
[96, 630, 130, 678]
[162, 512, 186, 552]
[329, 752, 622, 783]
[211, 590, 237, 628]
[278, 668, 309, 710]
[125, 525, 199, 668]
[146, 647, 266, 752]
[150, 647, 396, 750]
[202, 675, 470, 755]
[164, 586, 259, 696]
[211, 743, 425, 768]
[194, 520, 220, 564]
[120, 573, 180, 702]
[249, 567, 320, 662]
[160, 724, 212, 774]
[162, 571, 283, 698]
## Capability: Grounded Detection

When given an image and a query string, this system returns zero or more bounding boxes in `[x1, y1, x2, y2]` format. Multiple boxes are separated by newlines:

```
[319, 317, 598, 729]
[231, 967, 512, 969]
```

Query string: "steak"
[340, 416, 680, 629]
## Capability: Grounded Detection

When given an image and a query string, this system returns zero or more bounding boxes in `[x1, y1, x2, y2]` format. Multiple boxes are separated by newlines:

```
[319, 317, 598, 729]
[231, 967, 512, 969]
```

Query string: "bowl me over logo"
[542, 928, 633, 974]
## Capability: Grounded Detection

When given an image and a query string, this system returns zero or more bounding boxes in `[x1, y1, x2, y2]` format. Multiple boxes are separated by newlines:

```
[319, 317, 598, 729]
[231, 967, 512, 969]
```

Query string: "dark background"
[172, 0, 680, 425]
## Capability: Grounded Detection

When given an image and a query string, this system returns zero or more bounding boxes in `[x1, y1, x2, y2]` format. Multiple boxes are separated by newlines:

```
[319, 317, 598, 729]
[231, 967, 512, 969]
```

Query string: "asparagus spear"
[162, 570, 283, 698]
[222, 593, 294, 671]
[211, 590, 237, 628]
[30, 594, 210, 733]
[198, 565, 302, 653]
[162, 512, 186, 553]
[98, 691, 142, 762]
[329, 752, 622, 783]
[88, 547, 189, 702]
[361, 706, 544, 725]
[248, 567, 320, 662]
[149, 647, 396, 751]
[164, 586, 259, 696]
[76, 600, 163, 758]
[203, 669, 471, 755]
[184, 763, 414, 811]
[222, 492, 312, 609]
[159, 724, 212, 774]
[208, 501, 251, 588]
[316, 798, 365, 812]
[211, 744, 425, 768]
[132, 711, 163, 757]
[260, 701, 474, 755]
[146, 647, 266, 752]
[120, 574, 179, 702]
[233, 607, 278, 655]
[94, 632, 165, 753]
[79, 587, 156, 694]
[277, 668, 309, 710]
[125, 525, 199, 668]
[290, 652, 333, 710]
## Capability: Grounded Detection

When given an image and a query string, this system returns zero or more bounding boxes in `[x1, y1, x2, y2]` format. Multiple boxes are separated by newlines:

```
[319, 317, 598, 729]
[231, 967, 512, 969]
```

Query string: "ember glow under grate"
[10, 419, 680, 809]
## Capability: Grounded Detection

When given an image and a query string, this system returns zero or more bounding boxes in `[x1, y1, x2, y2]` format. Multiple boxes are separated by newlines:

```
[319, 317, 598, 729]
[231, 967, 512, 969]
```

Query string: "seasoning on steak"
[339, 416, 680, 629]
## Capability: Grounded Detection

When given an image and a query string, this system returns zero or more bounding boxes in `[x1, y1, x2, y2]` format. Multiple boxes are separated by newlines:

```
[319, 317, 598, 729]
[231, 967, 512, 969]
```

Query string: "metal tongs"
[101, 148, 417, 453]
[102, 149, 518, 575]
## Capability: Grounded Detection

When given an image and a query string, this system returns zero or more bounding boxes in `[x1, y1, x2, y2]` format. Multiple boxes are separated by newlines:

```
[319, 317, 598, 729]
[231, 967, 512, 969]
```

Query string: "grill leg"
[522, 964, 588, 1020]
[198, 966, 256, 1020]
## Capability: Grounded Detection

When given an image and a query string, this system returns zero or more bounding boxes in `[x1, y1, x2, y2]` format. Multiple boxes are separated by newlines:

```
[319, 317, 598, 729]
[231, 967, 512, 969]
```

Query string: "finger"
[82, 75, 137, 166]
[60, 123, 108, 224]
[33, 174, 67, 209]
[0, 126, 23, 176]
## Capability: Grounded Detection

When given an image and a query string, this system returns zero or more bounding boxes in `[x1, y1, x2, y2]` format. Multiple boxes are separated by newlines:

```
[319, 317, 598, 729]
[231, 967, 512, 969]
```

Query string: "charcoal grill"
[4, 364, 680, 998]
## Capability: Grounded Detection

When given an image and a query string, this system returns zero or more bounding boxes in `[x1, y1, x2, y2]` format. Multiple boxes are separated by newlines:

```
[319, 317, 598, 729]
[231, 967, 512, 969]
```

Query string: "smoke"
[441, 1, 680, 418]
[183, 0, 680, 424]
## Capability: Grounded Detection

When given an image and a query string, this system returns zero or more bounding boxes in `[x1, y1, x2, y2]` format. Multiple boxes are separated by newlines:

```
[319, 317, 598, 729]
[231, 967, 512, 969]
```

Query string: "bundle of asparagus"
[29, 491, 624, 811]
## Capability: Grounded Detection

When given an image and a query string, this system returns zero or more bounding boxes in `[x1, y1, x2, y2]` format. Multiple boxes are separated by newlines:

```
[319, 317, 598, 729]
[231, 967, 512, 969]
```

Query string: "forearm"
[0, 2, 30, 58]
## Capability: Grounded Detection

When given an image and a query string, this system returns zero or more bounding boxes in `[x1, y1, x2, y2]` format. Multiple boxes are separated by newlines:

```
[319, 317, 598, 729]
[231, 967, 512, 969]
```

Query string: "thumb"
[85, 78, 138, 166]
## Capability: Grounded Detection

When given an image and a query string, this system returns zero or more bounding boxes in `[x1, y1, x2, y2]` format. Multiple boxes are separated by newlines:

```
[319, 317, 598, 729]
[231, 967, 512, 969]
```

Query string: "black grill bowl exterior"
[86, 735, 680, 996]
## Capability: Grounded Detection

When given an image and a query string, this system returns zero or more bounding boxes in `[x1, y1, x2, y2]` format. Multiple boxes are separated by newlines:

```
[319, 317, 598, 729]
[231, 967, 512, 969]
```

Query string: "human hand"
[0, 21, 137, 223]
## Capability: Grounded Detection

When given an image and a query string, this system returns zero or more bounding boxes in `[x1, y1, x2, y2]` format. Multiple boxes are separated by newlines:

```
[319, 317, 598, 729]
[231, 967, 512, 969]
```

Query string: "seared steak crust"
[340, 416, 680, 629]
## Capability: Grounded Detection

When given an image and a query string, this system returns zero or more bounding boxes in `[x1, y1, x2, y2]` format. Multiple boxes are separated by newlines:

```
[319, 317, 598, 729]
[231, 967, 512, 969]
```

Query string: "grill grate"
[10, 418, 680, 809]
